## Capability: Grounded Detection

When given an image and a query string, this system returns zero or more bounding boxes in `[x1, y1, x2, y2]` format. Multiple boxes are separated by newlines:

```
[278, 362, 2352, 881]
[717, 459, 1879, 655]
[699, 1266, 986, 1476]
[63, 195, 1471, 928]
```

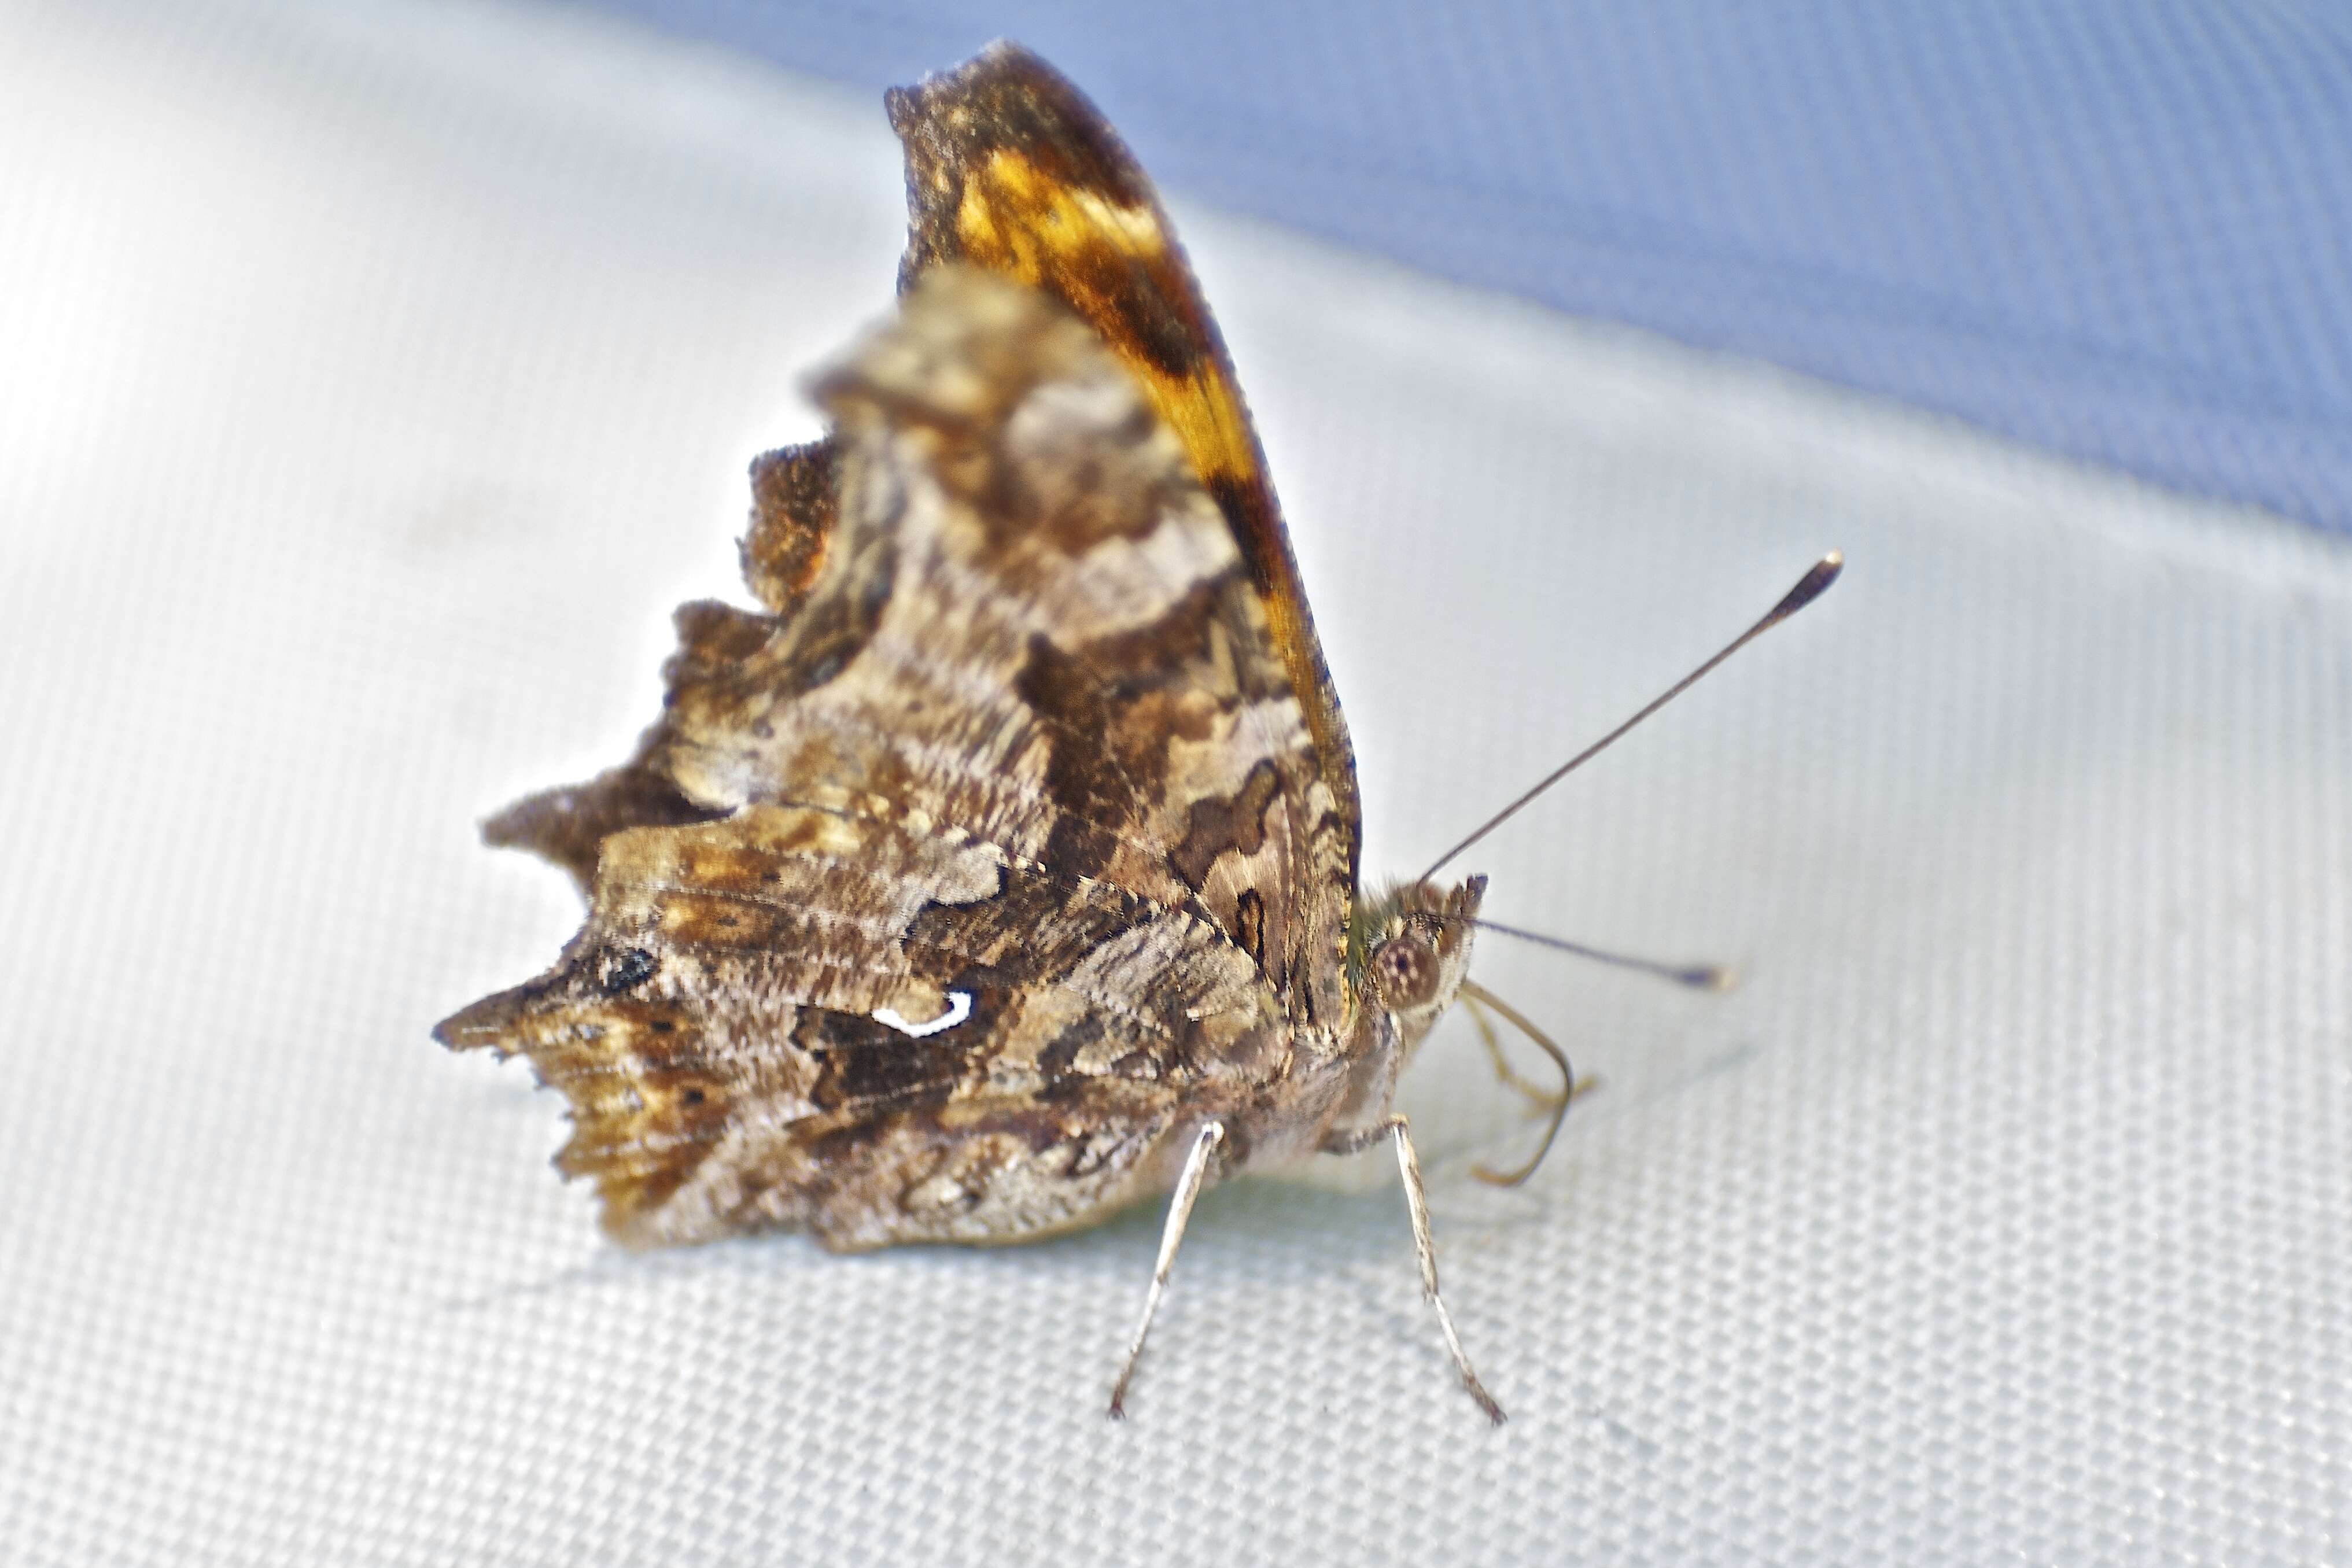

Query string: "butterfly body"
[439, 42, 1515, 1415]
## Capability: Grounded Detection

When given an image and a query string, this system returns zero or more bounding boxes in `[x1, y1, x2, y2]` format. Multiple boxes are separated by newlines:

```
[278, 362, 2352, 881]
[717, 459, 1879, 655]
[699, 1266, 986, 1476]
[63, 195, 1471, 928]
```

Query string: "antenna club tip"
[1769, 551, 1844, 621]
[1693, 965, 1741, 993]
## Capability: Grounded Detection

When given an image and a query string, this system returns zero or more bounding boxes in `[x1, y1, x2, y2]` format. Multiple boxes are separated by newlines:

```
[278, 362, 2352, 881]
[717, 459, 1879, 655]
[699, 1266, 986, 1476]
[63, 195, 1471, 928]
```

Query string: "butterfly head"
[1351, 873, 1487, 1045]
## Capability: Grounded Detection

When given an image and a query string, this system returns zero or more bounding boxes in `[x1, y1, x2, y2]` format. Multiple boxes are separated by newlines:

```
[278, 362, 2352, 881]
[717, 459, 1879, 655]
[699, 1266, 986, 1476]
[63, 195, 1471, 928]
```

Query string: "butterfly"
[434, 41, 1837, 1423]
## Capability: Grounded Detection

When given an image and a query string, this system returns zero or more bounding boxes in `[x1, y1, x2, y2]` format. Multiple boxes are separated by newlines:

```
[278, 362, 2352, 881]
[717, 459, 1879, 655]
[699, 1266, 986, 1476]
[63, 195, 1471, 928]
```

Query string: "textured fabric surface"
[3, 1, 2347, 1563]
[585, 0, 2352, 538]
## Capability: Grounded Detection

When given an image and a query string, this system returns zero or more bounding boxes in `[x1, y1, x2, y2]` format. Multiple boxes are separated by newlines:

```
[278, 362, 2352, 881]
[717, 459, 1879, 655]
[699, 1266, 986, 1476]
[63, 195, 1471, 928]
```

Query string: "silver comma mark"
[871, 990, 973, 1038]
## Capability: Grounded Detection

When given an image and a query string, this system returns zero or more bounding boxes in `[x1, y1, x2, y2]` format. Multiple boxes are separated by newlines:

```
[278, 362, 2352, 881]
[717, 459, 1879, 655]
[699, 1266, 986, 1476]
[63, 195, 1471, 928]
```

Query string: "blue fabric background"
[579, 2, 2352, 536]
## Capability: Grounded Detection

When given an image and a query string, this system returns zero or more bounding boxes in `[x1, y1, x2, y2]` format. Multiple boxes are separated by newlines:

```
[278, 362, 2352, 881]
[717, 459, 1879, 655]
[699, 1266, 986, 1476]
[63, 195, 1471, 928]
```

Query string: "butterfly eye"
[1369, 935, 1439, 1010]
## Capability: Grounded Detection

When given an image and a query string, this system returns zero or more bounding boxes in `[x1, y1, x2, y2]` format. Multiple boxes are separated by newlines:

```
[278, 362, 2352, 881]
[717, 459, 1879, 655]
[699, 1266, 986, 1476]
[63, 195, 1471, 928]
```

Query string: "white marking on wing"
[872, 990, 974, 1038]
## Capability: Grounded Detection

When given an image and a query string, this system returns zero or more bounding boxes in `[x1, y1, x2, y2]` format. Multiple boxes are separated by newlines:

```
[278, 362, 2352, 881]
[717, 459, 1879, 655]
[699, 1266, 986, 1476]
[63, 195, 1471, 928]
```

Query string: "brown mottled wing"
[440, 270, 1328, 1246]
[887, 42, 1360, 920]
[438, 800, 1268, 1249]
[478, 447, 835, 896]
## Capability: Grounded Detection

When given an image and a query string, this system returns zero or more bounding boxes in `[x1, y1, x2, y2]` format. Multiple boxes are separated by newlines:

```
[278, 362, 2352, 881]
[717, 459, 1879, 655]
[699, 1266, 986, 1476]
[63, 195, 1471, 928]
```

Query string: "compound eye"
[1369, 935, 1439, 1009]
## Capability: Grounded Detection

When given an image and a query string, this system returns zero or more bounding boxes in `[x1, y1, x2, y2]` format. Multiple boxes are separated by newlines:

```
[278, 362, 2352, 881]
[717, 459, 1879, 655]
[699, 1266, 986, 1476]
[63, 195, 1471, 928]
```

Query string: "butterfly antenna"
[1417, 552, 1842, 884]
[1469, 917, 1733, 991]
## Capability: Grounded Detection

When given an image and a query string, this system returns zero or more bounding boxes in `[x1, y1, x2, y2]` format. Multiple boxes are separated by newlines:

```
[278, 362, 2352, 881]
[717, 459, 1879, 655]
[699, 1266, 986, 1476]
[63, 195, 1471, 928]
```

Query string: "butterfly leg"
[1108, 1119, 1225, 1419]
[1324, 1115, 1506, 1424]
[1463, 991, 1569, 1112]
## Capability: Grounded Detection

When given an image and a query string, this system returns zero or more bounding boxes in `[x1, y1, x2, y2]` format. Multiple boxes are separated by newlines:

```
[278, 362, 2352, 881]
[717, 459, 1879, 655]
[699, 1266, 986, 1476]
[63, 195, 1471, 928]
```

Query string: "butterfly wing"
[884, 41, 1359, 870]
[884, 43, 1364, 921]
[440, 53, 1365, 1249]
[438, 795, 1260, 1250]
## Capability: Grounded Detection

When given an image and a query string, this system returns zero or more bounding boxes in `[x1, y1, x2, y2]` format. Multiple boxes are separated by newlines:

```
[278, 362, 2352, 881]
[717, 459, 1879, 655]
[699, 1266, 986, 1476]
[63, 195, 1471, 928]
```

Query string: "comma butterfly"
[436, 42, 1837, 1422]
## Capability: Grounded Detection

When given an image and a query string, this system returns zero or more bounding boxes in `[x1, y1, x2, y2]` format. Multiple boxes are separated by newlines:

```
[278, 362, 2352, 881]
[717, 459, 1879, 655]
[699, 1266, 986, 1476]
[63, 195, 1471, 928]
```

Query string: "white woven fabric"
[3, 2, 2345, 1563]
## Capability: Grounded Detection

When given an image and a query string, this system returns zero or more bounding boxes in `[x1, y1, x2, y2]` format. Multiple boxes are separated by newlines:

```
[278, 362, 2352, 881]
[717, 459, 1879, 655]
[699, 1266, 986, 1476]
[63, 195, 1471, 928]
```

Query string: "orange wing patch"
[887, 43, 1361, 872]
[946, 147, 1262, 495]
